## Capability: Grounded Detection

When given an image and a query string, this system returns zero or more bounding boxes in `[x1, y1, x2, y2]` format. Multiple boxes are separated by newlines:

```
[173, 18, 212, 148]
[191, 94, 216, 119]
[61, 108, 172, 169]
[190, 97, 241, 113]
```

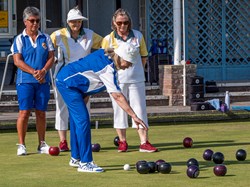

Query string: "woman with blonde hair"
[56, 42, 148, 172]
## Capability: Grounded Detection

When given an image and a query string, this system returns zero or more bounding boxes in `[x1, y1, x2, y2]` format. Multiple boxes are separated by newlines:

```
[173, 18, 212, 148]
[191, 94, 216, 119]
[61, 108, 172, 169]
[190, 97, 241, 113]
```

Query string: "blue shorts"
[16, 83, 50, 111]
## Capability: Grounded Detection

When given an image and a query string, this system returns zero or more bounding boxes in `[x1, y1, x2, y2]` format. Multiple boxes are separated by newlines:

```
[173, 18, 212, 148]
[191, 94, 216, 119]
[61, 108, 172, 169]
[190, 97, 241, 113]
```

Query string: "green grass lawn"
[0, 121, 249, 187]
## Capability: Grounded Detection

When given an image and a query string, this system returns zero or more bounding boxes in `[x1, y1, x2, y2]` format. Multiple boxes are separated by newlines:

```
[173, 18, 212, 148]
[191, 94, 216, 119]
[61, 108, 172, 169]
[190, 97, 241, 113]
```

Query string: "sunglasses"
[116, 21, 129, 26]
[27, 19, 40, 24]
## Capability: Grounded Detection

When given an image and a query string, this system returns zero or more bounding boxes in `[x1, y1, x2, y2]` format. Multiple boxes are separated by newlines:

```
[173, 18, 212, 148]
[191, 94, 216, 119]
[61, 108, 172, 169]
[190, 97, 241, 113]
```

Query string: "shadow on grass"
[101, 140, 250, 152]
[155, 141, 250, 151]
[221, 175, 236, 177]
[102, 164, 182, 175]
[20, 152, 68, 157]
[224, 160, 250, 166]
[3, 118, 249, 132]
[225, 111, 243, 119]
[166, 160, 250, 169]
[150, 118, 250, 127]
[194, 177, 211, 179]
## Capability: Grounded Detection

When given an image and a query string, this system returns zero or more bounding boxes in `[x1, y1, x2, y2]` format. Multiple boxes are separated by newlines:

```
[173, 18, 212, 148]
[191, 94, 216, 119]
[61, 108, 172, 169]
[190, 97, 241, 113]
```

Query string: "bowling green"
[0, 120, 249, 187]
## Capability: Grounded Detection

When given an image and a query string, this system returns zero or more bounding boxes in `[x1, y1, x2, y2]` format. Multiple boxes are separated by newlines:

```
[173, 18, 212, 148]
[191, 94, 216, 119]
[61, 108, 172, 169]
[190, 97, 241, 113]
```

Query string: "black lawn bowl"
[136, 160, 147, 169]
[136, 162, 150, 174]
[147, 161, 157, 173]
[113, 136, 120, 147]
[212, 152, 224, 164]
[186, 158, 199, 167]
[158, 162, 172, 174]
[236, 149, 247, 161]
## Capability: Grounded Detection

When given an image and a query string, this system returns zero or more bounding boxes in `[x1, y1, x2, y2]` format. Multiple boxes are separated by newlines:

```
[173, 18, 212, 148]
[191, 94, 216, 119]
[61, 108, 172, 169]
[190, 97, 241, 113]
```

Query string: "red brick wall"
[159, 64, 197, 106]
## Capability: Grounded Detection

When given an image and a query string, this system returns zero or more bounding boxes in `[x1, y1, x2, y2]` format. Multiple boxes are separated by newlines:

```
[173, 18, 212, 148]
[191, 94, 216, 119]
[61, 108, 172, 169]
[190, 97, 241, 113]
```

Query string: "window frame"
[0, 0, 15, 38]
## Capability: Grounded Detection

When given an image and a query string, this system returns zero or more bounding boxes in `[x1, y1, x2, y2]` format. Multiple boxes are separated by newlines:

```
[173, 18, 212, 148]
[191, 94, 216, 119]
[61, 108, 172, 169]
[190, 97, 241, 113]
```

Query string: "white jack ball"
[123, 164, 131, 171]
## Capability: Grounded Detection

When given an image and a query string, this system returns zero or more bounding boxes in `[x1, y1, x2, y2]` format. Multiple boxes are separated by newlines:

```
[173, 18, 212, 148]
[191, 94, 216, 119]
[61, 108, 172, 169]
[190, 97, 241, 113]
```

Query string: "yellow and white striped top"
[51, 27, 103, 76]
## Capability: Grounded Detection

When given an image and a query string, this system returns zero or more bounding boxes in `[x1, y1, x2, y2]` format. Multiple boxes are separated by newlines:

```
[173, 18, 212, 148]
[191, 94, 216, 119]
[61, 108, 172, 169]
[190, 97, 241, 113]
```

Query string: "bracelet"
[42, 68, 47, 74]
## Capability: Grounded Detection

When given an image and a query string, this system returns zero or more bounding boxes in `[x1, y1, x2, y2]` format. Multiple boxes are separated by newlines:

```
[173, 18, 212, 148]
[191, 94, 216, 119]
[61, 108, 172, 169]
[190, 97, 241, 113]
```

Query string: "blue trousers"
[56, 81, 92, 163]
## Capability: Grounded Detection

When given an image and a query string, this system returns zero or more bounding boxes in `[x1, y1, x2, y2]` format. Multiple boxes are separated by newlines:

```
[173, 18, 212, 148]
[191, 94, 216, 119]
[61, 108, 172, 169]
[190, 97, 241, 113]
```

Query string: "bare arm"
[13, 53, 35, 75]
[110, 92, 148, 130]
[33, 50, 54, 83]
[42, 50, 55, 72]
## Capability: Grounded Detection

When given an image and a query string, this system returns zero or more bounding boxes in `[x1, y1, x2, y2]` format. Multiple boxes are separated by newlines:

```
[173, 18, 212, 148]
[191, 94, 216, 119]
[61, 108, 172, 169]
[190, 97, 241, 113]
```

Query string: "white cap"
[114, 42, 139, 64]
[67, 8, 88, 22]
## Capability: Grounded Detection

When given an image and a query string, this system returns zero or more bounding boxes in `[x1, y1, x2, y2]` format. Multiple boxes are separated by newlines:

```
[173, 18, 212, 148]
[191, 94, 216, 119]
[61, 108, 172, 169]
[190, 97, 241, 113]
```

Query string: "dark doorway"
[16, 0, 40, 34]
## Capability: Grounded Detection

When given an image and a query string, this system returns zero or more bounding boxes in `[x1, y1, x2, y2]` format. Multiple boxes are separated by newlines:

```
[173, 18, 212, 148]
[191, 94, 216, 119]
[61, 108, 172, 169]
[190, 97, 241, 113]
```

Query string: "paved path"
[1, 102, 250, 124]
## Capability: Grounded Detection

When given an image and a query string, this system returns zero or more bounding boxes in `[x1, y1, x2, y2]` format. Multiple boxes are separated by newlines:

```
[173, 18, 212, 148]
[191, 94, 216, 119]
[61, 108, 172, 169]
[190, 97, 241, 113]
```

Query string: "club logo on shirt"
[42, 42, 47, 49]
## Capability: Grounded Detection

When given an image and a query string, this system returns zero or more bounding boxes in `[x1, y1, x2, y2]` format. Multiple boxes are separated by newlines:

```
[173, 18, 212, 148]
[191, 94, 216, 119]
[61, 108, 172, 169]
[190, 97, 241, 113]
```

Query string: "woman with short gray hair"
[23, 6, 40, 20]
[11, 6, 55, 156]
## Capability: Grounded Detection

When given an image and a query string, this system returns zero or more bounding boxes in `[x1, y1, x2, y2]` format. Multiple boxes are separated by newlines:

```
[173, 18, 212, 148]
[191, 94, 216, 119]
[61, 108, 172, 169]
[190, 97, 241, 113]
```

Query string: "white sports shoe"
[17, 144, 27, 156]
[90, 161, 103, 170]
[37, 141, 50, 154]
[77, 162, 104, 173]
[69, 157, 80, 167]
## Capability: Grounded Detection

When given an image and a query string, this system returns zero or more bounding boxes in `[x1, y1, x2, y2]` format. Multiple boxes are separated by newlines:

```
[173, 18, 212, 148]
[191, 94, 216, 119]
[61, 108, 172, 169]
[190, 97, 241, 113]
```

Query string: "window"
[0, 0, 13, 37]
